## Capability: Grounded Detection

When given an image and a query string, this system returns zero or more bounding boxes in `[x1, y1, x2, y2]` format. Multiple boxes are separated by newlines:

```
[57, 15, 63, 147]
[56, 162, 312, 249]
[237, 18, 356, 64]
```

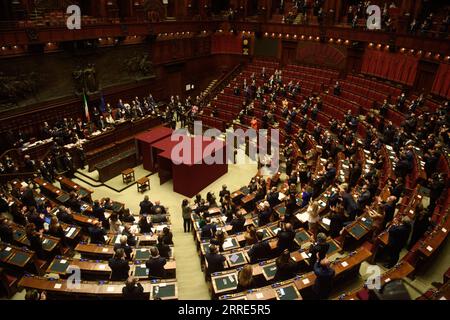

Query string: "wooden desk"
[122, 168, 135, 184]
[137, 176, 150, 193]
[18, 275, 177, 300]
[211, 270, 239, 297]
[57, 176, 93, 202]
[75, 243, 115, 259]
[0, 243, 34, 268]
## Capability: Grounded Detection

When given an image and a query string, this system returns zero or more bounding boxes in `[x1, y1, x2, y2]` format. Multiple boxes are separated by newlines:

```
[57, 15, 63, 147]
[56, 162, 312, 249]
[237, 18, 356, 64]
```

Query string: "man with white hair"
[114, 235, 132, 260]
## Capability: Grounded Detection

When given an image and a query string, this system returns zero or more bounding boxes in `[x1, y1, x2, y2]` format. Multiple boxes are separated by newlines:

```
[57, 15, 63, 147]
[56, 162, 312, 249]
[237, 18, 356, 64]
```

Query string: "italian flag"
[83, 92, 90, 122]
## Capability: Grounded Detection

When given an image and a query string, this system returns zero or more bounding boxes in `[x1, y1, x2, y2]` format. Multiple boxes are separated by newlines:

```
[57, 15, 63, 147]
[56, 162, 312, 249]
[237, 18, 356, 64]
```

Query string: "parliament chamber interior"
[0, 0, 449, 303]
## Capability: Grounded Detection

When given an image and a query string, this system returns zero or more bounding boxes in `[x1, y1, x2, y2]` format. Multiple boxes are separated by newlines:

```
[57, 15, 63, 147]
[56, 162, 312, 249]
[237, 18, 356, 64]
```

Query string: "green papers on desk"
[262, 263, 277, 280]
[56, 193, 70, 203]
[201, 242, 210, 254]
[78, 189, 89, 198]
[227, 252, 246, 266]
[153, 283, 176, 299]
[276, 206, 286, 216]
[13, 229, 25, 242]
[111, 202, 123, 213]
[134, 249, 151, 261]
[42, 238, 56, 251]
[222, 238, 238, 250]
[269, 225, 282, 236]
[350, 223, 368, 239]
[277, 285, 299, 300]
[49, 259, 70, 273]
[240, 187, 250, 195]
[295, 230, 310, 243]
[215, 274, 237, 291]
[261, 229, 271, 240]
[0, 247, 13, 261]
[134, 265, 149, 277]
[9, 251, 30, 266]
[326, 240, 339, 255]
[360, 216, 373, 230]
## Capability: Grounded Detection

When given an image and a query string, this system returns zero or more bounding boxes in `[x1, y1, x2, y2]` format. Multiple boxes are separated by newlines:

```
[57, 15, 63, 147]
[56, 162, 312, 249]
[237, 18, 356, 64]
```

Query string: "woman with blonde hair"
[244, 225, 257, 245]
[237, 264, 254, 291]
[307, 200, 320, 239]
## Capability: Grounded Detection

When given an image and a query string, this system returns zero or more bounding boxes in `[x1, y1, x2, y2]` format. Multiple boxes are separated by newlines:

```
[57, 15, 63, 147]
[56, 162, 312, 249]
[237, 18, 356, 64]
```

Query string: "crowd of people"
[186, 57, 449, 299]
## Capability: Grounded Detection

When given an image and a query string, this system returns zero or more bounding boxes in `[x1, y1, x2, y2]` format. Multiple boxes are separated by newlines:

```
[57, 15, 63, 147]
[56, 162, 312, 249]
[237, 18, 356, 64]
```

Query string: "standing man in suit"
[276, 223, 296, 253]
[313, 258, 335, 299]
[229, 212, 246, 234]
[384, 217, 412, 268]
[205, 244, 226, 275]
[114, 235, 132, 260]
[122, 276, 145, 300]
[108, 248, 130, 281]
[146, 247, 167, 279]
[248, 231, 272, 263]
[139, 195, 153, 215]
[308, 233, 330, 269]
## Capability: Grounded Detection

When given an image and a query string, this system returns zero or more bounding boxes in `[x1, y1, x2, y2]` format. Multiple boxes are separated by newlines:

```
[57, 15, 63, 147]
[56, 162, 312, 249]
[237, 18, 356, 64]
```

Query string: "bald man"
[276, 223, 296, 253]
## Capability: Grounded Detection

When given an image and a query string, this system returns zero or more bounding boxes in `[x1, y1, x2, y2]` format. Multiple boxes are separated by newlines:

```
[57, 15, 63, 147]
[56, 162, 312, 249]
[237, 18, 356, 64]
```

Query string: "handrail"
[200, 62, 244, 107]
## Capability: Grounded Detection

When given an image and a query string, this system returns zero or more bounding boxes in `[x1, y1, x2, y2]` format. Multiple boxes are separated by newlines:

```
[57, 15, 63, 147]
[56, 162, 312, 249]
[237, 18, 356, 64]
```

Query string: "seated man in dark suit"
[66, 192, 81, 213]
[20, 186, 37, 208]
[276, 223, 296, 253]
[92, 200, 107, 222]
[248, 231, 272, 263]
[122, 224, 137, 246]
[139, 196, 153, 215]
[114, 235, 132, 260]
[108, 248, 130, 281]
[150, 201, 166, 215]
[267, 187, 281, 207]
[205, 244, 226, 275]
[229, 212, 246, 234]
[88, 222, 107, 244]
[122, 276, 145, 300]
[308, 233, 330, 269]
[0, 217, 14, 244]
[313, 258, 335, 299]
[258, 201, 272, 226]
[145, 247, 167, 279]
[56, 206, 73, 224]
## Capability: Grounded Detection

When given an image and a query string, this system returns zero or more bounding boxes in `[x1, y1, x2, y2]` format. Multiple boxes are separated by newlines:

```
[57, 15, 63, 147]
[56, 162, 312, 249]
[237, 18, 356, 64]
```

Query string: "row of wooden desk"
[18, 276, 178, 300]
[217, 247, 372, 300]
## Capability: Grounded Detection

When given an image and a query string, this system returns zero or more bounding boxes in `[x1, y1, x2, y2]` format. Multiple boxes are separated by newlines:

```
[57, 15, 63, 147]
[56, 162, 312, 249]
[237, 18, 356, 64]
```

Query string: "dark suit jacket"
[309, 242, 330, 268]
[230, 218, 245, 234]
[313, 262, 335, 299]
[139, 200, 153, 215]
[114, 243, 132, 260]
[88, 227, 106, 244]
[248, 241, 271, 263]
[205, 253, 226, 274]
[388, 224, 411, 251]
[122, 283, 145, 300]
[274, 259, 297, 282]
[146, 256, 167, 279]
[277, 230, 295, 252]
[108, 257, 130, 281]
[201, 223, 216, 239]
[0, 225, 13, 244]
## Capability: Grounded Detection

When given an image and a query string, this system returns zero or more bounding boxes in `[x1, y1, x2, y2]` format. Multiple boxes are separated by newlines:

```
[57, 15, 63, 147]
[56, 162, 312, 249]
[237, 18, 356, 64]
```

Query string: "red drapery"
[432, 63, 450, 99]
[211, 34, 243, 54]
[361, 49, 418, 86]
